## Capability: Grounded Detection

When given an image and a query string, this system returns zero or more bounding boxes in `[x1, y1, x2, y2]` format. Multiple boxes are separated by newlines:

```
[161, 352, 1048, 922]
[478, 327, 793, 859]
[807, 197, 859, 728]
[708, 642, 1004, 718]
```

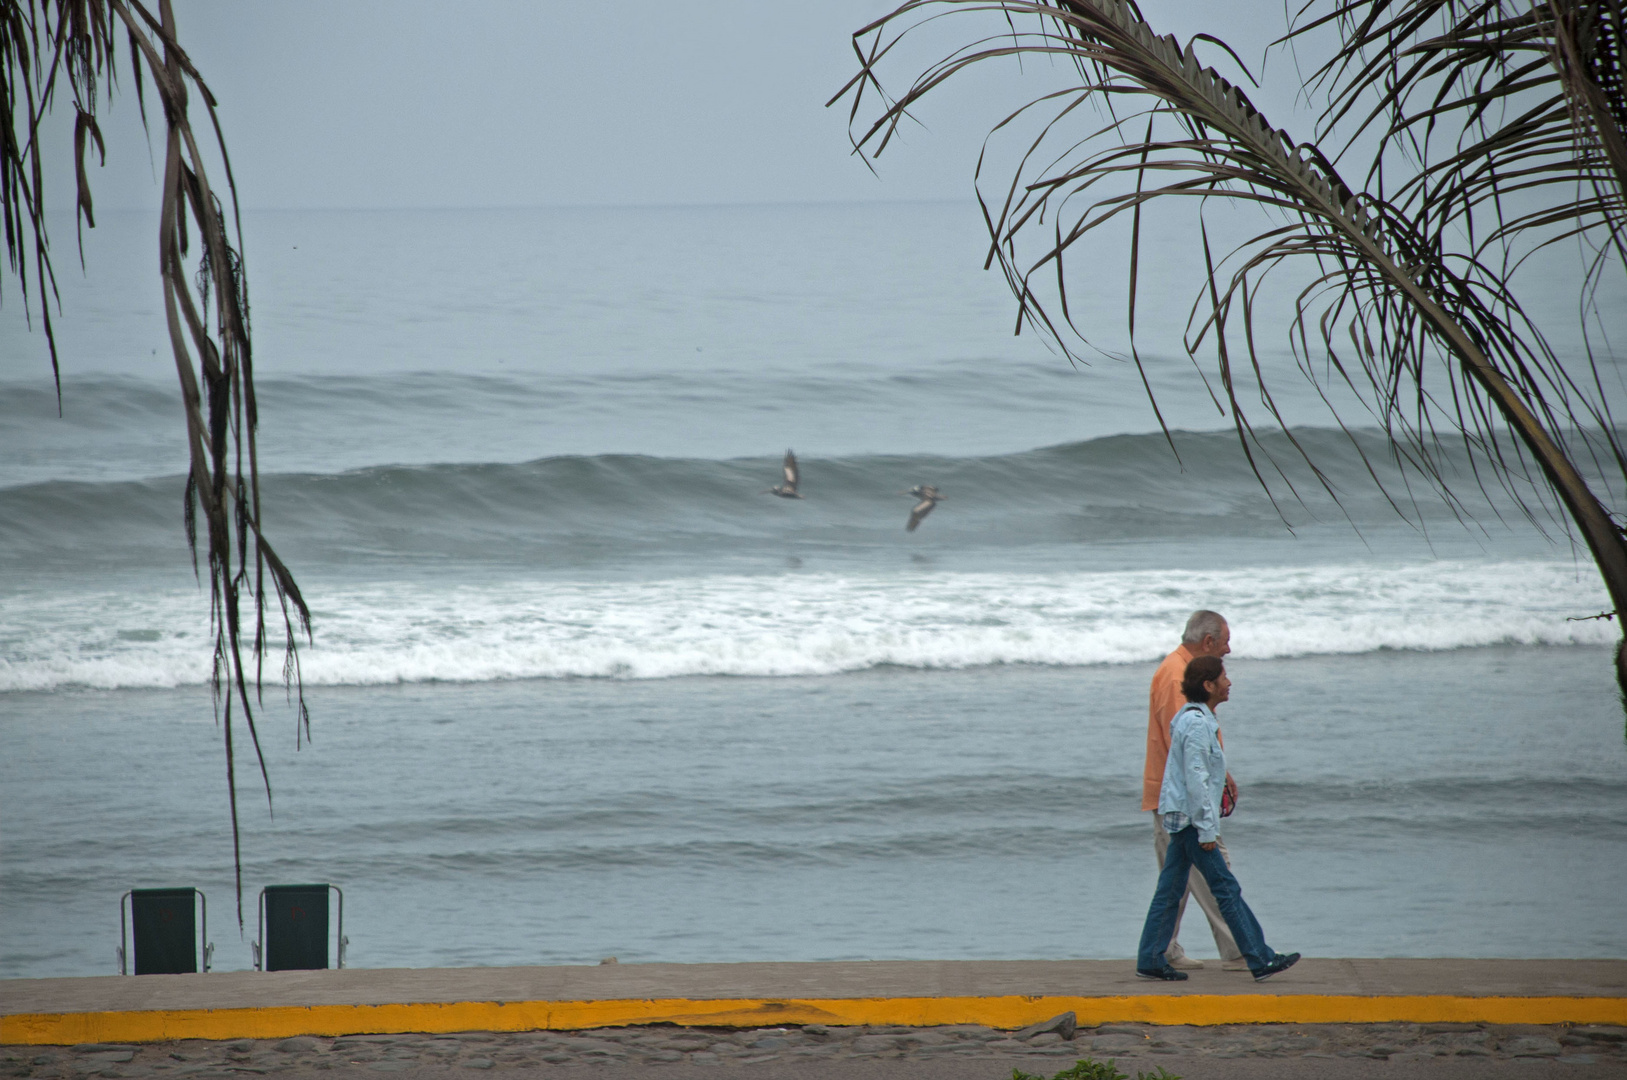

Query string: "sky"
[74, 0, 1302, 212]
[24, 0, 1612, 376]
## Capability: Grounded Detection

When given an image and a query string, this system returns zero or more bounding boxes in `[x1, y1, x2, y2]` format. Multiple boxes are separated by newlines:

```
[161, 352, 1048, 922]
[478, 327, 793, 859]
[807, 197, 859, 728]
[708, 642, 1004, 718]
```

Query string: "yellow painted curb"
[5, 994, 1626, 1045]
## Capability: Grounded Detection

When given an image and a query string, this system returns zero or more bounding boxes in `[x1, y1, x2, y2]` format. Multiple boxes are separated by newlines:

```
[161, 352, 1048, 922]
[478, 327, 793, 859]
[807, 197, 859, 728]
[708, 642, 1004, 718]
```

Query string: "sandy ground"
[10, 1021, 1625, 1079]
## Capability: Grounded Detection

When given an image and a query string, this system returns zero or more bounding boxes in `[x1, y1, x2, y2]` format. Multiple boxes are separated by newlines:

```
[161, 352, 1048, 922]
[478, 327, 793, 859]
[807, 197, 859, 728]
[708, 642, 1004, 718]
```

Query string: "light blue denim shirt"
[1158, 701, 1226, 843]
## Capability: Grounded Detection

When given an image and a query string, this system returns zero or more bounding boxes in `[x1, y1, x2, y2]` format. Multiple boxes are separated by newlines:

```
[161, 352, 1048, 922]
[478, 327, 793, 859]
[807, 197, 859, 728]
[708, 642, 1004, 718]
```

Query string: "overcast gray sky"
[80, 0, 1295, 211]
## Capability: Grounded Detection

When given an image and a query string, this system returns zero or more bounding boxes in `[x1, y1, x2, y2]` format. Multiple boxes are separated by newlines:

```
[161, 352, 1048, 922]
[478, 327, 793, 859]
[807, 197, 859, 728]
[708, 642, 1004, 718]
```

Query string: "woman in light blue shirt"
[1135, 655, 1300, 982]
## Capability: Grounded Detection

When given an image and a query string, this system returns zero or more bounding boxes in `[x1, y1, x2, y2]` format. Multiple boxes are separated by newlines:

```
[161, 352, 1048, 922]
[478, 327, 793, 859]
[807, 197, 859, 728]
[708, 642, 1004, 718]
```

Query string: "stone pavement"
[7, 959, 1626, 1022]
[5, 958, 1626, 1076]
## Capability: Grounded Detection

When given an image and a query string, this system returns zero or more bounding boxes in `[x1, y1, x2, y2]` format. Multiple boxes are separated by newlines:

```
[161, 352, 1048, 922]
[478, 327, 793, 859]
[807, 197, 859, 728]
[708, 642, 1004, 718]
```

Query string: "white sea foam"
[0, 559, 1612, 692]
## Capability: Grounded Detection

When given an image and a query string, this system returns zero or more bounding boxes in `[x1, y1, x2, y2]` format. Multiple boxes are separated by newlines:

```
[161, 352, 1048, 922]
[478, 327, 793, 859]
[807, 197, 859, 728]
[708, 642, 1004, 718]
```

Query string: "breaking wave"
[0, 560, 1609, 691]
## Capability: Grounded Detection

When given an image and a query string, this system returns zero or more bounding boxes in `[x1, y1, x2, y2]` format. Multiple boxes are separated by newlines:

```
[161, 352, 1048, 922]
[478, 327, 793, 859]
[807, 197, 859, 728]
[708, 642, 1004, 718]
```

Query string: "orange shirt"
[1141, 644, 1224, 810]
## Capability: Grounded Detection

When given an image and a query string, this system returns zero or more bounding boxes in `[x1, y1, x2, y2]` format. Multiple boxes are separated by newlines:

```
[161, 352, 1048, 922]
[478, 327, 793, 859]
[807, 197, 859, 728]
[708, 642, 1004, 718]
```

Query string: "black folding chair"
[253, 884, 347, 971]
[118, 888, 213, 974]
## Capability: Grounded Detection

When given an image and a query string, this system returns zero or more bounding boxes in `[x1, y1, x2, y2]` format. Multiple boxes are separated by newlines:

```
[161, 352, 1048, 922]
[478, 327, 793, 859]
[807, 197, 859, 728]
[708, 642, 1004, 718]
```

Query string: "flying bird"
[766, 449, 803, 499]
[905, 485, 944, 531]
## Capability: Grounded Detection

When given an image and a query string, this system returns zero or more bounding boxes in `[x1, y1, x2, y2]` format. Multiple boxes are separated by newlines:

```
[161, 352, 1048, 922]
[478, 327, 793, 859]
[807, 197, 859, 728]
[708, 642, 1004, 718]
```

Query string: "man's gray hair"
[1182, 610, 1227, 645]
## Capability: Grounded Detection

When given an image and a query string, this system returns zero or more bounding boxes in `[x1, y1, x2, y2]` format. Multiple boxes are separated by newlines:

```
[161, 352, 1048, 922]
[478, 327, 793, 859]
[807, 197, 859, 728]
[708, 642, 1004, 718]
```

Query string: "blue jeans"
[1137, 825, 1275, 973]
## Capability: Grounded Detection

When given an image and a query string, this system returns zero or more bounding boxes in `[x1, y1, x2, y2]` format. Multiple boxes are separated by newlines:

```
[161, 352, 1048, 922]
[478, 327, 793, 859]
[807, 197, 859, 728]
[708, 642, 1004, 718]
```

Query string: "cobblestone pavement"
[8, 1021, 1625, 1078]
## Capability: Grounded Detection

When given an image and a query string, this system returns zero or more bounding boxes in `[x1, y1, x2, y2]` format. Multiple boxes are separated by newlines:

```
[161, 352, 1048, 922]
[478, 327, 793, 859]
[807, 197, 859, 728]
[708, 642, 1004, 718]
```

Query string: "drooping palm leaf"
[1287, 1, 1627, 391]
[2, 0, 309, 925]
[1290, 2, 1625, 245]
[835, 0, 1627, 691]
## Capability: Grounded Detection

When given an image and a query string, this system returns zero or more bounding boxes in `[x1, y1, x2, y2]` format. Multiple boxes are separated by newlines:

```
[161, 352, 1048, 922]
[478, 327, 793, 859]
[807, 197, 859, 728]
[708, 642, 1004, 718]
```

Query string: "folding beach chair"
[117, 888, 213, 974]
[252, 884, 347, 971]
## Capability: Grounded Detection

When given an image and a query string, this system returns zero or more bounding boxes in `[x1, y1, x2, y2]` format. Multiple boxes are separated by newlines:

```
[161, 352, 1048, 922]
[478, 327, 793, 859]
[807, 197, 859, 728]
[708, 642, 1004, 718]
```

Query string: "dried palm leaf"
[1290, 2, 1625, 252]
[1287, 1, 1627, 398]
[836, 0, 1627, 692]
[3, 0, 309, 925]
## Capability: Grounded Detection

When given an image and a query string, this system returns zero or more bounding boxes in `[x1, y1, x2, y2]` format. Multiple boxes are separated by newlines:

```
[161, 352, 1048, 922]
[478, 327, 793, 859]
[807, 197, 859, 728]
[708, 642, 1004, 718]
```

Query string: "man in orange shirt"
[1142, 610, 1246, 970]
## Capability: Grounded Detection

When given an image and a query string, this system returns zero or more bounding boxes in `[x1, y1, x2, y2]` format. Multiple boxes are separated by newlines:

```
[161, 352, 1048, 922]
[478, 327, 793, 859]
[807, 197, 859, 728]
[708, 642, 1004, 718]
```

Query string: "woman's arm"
[1181, 722, 1219, 843]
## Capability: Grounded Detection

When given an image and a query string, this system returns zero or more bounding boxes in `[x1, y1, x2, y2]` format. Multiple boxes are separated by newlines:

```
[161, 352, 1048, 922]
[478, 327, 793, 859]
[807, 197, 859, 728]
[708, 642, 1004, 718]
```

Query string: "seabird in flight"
[766, 449, 803, 499]
[905, 485, 944, 531]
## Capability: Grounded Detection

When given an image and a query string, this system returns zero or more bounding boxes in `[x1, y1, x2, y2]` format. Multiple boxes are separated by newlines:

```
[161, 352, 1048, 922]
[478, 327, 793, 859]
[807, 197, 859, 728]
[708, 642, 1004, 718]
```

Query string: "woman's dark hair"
[1182, 655, 1225, 703]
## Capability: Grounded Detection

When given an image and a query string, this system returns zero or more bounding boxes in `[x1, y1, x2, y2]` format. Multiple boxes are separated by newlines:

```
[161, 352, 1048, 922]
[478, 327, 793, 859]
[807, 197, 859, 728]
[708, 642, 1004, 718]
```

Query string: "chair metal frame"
[252, 884, 347, 971]
[117, 888, 213, 975]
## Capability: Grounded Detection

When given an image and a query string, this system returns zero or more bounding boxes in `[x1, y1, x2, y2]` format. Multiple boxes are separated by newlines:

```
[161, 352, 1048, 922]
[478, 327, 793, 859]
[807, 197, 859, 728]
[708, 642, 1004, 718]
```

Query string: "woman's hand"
[1200, 841, 1217, 851]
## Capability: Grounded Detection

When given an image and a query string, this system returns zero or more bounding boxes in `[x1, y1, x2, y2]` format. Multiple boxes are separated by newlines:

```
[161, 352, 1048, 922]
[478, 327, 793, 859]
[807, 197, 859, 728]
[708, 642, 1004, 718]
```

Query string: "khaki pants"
[1152, 812, 1243, 963]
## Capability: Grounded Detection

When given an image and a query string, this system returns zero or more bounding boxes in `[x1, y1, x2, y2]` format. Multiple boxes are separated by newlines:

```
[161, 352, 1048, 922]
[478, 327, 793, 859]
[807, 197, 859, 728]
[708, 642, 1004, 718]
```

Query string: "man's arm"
[1150, 671, 1184, 748]
[1215, 722, 1235, 797]
[1142, 659, 1185, 809]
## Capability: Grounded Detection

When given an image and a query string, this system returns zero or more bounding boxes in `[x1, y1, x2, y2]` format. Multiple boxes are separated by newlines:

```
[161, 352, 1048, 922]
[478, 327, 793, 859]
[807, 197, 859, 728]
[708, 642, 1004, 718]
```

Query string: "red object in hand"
[1221, 776, 1238, 818]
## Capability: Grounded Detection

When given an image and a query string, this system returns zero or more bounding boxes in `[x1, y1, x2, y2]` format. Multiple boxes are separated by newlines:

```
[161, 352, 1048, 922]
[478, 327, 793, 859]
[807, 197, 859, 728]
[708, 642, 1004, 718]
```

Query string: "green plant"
[1012, 1059, 1181, 1080]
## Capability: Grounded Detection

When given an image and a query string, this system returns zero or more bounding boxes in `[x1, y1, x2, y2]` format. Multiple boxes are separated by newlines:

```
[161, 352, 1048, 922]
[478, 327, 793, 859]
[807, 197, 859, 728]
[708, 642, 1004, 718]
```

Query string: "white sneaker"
[1167, 953, 1205, 970]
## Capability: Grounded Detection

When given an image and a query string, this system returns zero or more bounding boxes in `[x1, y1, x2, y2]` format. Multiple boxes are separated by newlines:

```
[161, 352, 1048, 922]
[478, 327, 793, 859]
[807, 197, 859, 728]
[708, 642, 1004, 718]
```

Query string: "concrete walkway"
[4, 959, 1626, 1045]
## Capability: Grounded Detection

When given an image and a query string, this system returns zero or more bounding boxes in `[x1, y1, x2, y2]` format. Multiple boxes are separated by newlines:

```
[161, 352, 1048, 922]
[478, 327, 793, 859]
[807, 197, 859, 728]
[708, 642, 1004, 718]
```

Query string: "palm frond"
[1288, 1, 1627, 343]
[2, 0, 309, 926]
[838, 0, 1627, 691]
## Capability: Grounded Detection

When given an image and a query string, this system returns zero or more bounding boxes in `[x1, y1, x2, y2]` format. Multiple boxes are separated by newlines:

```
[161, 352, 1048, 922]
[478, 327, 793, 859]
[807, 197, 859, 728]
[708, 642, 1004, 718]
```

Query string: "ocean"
[2, 202, 1625, 978]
